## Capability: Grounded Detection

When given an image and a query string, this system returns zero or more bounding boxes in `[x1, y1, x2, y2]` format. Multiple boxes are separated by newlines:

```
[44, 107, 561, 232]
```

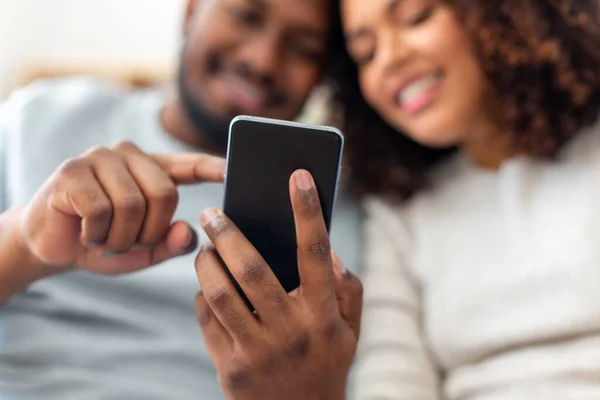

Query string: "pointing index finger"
[150, 153, 226, 184]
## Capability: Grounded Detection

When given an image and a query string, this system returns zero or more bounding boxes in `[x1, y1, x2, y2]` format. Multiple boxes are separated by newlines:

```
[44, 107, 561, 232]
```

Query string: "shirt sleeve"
[353, 198, 442, 400]
[0, 101, 8, 213]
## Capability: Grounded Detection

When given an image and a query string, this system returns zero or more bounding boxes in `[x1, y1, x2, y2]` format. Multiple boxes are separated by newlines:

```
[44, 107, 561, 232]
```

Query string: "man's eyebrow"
[247, 0, 268, 10]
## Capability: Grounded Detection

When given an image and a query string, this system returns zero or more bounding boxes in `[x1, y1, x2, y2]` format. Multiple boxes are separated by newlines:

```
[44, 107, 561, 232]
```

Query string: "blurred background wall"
[0, 0, 328, 122]
[0, 0, 185, 99]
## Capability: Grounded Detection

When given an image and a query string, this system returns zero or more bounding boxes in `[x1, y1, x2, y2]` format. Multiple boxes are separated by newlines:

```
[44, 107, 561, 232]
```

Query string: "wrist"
[0, 207, 60, 301]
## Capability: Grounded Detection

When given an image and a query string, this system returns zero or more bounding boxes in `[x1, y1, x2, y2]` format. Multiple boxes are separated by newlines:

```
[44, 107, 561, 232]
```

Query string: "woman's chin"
[402, 128, 462, 149]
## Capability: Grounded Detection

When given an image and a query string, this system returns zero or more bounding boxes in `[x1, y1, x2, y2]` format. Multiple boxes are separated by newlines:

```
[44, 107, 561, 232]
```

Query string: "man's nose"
[236, 33, 281, 85]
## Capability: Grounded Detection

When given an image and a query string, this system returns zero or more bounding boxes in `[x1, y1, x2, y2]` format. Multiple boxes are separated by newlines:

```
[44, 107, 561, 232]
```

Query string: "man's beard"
[177, 62, 231, 151]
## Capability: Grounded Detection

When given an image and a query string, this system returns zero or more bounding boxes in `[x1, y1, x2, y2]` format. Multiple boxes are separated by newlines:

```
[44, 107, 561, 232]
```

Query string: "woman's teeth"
[397, 73, 439, 106]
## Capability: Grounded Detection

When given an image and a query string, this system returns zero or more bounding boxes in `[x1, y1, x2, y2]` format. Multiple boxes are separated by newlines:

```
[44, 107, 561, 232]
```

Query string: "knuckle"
[205, 285, 252, 341]
[84, 145, 112, 159]
[149, 183, 179, 210]
[57, 157, 86, 177]
[282, 331, 311, 360]
[237, 255, 268, 285]
[86, 195, 113, 221]
[195, 293, 212, 327]
[206, 285, 235, 312]
[114, 193, 146, 218]
[305, 236, 331, 262]
[221, 363, 251, 390]
[112, 140, 138, 153]
[318, 314, 340, 341]
[264, 283, 289, 312]
[299, 189, 322, 219]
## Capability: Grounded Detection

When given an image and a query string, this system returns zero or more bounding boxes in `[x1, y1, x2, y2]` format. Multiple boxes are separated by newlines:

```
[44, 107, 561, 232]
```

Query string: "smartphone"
[222, 115, 344, 308]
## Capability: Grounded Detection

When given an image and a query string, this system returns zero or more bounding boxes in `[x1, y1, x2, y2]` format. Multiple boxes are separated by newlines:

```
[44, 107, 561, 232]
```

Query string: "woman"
[330, 0, 600, 398]
[193, 0, 600, 399]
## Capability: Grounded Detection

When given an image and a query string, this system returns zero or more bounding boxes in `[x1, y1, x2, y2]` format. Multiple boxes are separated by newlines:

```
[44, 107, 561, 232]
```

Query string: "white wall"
[0, 0, 186, 98]
[0, 0, 27, 98]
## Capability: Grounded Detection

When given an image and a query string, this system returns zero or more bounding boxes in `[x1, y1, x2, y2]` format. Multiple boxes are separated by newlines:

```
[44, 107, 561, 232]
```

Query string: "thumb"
[331, 251, 363, 338]
[82, 222, 199, 275]
[148, 221, 199, 264]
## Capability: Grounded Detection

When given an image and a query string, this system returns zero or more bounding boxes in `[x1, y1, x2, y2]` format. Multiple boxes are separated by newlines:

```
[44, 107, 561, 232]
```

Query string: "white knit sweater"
[354, 121, 600, 400]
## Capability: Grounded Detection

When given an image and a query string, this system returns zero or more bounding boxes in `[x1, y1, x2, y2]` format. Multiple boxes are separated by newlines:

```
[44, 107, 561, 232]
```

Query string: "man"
[0, 0, 362, 399]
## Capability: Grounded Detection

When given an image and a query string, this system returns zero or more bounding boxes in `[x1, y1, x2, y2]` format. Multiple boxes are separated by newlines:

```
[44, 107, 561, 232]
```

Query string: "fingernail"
[200, 208, 223, 228]
[295, 170, 314, 191]
[132, 244, 153, 250]
[182, 226, 199, 254]
[332, 251, 348, 276]
[103, 251, 127, 259]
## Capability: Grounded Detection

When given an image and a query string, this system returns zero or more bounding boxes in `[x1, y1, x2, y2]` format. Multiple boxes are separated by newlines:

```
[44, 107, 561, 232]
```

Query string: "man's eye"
[230, 7, 262, 26]
[288, 42, 324, 62]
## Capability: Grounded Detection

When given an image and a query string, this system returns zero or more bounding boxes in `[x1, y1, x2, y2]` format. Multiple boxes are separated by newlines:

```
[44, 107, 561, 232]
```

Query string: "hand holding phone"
[221, 116, 344, 304]
[194, 168, 362, 400]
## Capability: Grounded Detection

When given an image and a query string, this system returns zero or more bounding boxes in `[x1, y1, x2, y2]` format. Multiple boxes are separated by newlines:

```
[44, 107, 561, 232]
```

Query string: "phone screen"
[223, 116, 343, 299]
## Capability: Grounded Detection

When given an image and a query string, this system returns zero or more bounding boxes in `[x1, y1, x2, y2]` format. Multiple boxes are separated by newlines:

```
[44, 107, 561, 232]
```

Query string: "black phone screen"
[223, 117, 343, 300]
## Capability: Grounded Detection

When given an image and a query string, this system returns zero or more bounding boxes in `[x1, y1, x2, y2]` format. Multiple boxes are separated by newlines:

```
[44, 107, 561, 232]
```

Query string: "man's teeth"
[397, 74, 439, 105]
[230, 76, 266, 103]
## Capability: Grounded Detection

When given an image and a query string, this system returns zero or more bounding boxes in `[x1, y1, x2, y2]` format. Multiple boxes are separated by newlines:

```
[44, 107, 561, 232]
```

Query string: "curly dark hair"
[326, 0, 600, 199]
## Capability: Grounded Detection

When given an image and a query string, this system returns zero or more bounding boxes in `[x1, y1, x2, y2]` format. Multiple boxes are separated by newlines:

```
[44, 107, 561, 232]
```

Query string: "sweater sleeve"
[353, 198, 442, 400]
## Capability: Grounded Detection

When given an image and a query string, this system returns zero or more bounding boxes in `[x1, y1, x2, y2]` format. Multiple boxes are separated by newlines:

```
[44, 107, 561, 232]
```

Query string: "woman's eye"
[406, 7, 434, 26]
